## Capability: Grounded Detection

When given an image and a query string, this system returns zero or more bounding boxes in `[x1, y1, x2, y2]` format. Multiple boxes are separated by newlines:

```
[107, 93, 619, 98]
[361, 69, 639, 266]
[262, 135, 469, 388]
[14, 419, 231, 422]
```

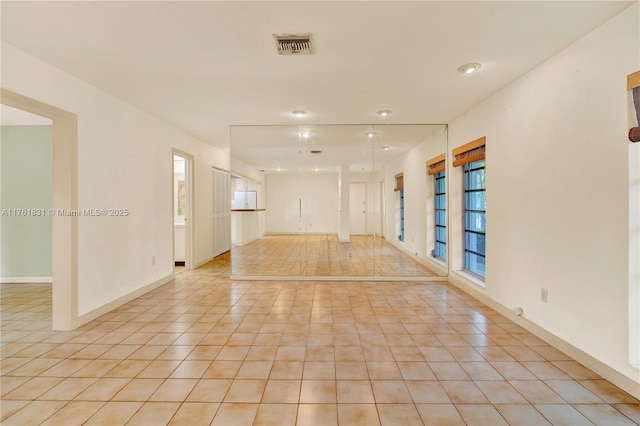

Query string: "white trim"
[421, 257, 447, 276]
[192, 255, 218, 269]
[447, 272, 640, 400]
[1, 89, 79, 331]
[172, 150, 194, 272]
[452, 269, 485, 288]
[386, 238, 448, 276]
[234, 236, 258, 247]
[0, 277, 52, 283]
[75, 273, 174, 326]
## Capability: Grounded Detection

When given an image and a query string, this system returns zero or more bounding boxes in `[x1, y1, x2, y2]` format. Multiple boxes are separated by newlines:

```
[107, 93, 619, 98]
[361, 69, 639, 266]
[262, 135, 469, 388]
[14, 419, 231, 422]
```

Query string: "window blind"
[394, 172, 404, 191]
[453, 137, 486, 167]
[426, 154, 446, 175]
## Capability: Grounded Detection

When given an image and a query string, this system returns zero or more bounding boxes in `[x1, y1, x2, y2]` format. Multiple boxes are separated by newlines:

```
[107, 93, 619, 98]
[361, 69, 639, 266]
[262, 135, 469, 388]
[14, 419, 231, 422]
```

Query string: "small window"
[453, 137, 486, 279]
[434, 170, 446, 260]
[395, 173, 404, 242]
[463, 160, 485, 277]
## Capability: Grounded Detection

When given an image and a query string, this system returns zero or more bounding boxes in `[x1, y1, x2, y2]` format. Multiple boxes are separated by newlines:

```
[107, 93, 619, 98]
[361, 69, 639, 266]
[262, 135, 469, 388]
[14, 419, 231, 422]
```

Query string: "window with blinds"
[394, 173, 404, 242]
[453, 138, 486, 279]
[426, 155, 446, 260]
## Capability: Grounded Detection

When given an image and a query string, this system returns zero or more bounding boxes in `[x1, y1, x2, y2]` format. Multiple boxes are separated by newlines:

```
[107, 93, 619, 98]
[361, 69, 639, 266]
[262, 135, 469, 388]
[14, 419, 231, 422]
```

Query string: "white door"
[350, 182, 367, 235]
[213, 168, 231, 256]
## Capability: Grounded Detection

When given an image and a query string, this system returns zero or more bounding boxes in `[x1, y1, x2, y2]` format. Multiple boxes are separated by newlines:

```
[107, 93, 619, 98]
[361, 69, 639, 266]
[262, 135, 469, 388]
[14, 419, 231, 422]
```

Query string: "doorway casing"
[1, 88, 78, 330]
[172, 149, 194, 271]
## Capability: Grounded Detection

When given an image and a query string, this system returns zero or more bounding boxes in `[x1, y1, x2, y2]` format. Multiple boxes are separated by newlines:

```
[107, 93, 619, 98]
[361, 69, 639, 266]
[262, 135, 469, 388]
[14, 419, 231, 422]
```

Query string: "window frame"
[433, 169, 446, 260]
[463, 159, 486, 279]
[395, 173, 405, 243]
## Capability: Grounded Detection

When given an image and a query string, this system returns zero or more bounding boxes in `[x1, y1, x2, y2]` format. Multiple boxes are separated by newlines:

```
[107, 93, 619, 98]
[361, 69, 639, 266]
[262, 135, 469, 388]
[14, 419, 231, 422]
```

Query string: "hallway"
[1, 257, 638, 425]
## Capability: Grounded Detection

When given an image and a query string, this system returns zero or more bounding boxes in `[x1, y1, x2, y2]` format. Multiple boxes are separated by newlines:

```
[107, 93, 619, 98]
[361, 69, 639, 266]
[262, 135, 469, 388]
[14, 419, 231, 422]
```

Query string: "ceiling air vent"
[310, 150, 322, 154]
[274, 33, 314, 55]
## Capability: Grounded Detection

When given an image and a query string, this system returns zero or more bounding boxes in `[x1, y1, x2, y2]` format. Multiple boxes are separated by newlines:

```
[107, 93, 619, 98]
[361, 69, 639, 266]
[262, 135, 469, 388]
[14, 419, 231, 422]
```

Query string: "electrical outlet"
[152, 256, 156, 266]
[541, 288, 548, 303]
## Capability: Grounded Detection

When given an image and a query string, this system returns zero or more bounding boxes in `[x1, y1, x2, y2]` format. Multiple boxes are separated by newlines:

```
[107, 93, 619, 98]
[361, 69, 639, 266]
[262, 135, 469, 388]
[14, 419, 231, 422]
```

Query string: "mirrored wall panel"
[230, 124, 447, 278]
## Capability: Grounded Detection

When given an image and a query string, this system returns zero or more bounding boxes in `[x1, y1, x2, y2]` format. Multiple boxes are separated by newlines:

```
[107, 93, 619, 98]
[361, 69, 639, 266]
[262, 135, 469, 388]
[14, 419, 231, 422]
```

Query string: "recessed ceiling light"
[292, 110, 307, 117]
[366, 132, 376, 138]
[300, 131, 310, 139]
[382, 146, 390, 151]
[458, 63, 481, 74]
[377, 110, 391, 117]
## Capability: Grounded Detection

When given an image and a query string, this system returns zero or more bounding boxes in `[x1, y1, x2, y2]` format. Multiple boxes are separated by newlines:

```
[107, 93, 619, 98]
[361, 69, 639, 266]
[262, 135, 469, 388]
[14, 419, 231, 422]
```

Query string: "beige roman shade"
[453, 136, 486, 167]
[426, 154, 446, 175]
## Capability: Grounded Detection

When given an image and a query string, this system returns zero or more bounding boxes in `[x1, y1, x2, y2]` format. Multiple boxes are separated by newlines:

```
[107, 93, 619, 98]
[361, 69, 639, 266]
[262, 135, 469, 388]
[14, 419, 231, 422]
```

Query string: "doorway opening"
[1, 105, 53, 283]
[172, 151, 193, 274]
[1, 89, 78, 330]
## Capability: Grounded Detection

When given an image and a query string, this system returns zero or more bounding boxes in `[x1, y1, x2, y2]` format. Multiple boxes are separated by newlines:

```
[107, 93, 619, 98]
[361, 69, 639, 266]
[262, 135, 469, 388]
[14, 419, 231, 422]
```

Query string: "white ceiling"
[1, 1, 632, 155]
[231, 124, 445, 173]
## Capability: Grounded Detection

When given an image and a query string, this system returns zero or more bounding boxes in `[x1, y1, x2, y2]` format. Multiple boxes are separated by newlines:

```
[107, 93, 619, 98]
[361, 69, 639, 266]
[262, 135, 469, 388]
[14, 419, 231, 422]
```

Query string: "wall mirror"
[230, 124, 448, 279]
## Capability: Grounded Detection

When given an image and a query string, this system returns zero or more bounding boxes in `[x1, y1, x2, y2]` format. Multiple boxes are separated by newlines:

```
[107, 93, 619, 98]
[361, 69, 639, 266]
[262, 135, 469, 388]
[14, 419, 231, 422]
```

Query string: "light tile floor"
[1, 256, 639, 425]
[231, 235, 438, 277]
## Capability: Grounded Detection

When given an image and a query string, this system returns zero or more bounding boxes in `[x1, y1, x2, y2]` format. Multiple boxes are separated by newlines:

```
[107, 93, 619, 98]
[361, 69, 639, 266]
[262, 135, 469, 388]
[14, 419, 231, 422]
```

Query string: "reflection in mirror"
[230, 124, 447, 278]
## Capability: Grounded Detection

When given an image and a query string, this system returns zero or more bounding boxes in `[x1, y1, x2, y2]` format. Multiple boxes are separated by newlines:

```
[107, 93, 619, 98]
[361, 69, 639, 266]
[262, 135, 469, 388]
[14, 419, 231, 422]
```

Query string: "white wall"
[384, 131, 448, 262]
[266, 173, 338, 234]
[231, 157, 265, 189]
[2, 41, 229, 316]
[447, 4, 639, 387]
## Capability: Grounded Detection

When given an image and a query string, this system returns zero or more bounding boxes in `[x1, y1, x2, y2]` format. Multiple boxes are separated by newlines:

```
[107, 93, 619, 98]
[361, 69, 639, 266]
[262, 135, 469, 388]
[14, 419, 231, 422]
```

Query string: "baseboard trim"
[448, 271, 640, 400]
[234, 236, 258, 247]
[386, 239, 448, 276]
[193, 256, 215, 269]
[75, 273, 174, 327]
[0, 276, 53, 283]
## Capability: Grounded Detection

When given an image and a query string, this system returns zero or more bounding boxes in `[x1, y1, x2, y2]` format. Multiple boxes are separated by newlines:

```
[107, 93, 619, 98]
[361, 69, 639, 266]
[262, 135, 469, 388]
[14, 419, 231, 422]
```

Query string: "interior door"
[213, 168, 230, 257]
[349, 182, 367, 235]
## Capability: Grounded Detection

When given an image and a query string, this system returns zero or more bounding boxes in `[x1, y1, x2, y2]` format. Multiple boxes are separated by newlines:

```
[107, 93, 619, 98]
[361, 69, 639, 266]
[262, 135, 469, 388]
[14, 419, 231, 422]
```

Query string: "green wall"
[1, 125, 53, 278]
